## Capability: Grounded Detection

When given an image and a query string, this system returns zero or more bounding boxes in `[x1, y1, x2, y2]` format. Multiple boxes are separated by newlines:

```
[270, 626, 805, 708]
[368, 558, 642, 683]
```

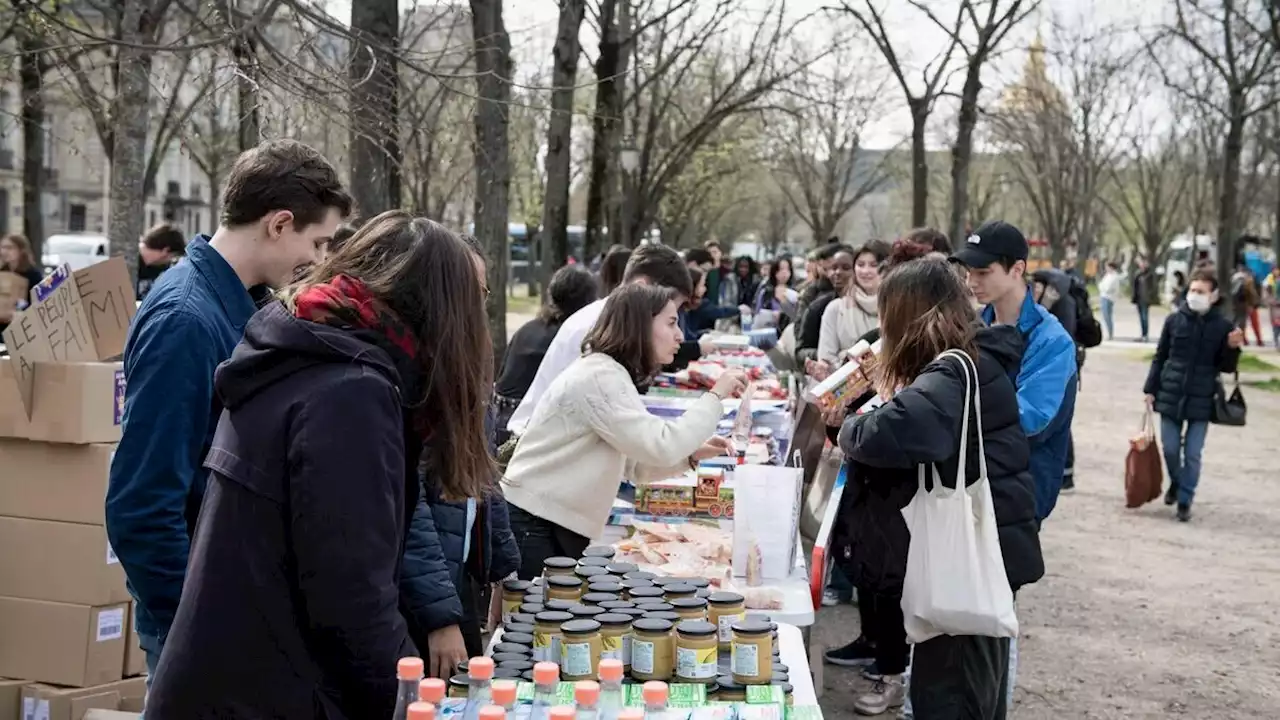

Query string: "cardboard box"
[0, 679, 24, 720]
[122, 605, 145, 679]
[0, 517, 129, 606]
[0, 271, 29, 316]
[21, 678, 145, 720]
[0, 361, 125, 444]
[0, 441, 113, 525]
[0, 597, 127, 688]
[2, 260, 136, 416]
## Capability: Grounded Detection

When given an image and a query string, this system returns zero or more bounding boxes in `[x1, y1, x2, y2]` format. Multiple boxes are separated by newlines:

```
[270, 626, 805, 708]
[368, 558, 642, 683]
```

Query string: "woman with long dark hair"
[147, 211, 496, 719]
[502, 284, 747, 577]
[752, 256, 798, 329]
[835, 258, 1042, 719]
[0, 233, 43, 334]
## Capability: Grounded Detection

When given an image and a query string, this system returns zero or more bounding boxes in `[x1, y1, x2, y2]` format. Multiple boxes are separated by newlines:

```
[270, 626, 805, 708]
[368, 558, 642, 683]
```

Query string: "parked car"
[42, 233, 109, 273]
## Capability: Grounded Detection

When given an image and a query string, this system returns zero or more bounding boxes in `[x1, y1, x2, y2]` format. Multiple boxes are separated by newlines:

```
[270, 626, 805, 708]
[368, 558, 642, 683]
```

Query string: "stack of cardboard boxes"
[0, 260, 148, 720]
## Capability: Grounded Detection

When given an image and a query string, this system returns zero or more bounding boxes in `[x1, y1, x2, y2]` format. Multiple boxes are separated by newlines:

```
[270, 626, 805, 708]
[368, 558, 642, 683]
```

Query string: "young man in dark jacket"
[106, 140, 351, 682]
[135, 223, 187, 302]
[1132, 256, 1154, 342]
[1144, 270, 1243, 521]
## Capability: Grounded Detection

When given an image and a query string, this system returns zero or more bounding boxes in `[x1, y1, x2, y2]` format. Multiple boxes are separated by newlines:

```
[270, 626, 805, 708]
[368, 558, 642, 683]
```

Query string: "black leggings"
[911, 634, 1010, 720]
[857, 587, 910, 675]
[506, 502, 592, 580]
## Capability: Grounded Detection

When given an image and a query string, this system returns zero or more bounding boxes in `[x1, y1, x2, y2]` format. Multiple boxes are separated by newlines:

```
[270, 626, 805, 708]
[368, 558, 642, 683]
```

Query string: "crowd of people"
[1, 137, 1217, 719]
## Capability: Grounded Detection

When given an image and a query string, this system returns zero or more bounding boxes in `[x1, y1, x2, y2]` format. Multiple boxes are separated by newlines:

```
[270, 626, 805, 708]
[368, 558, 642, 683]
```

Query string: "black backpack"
[1068, 278, 1103, 348]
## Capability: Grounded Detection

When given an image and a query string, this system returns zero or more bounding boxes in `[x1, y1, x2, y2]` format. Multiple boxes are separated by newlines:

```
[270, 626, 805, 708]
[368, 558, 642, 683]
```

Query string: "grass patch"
[1244, 377, 1280, 392]
[506, 293, 542, 315]
[1127, 350, 1280, 374]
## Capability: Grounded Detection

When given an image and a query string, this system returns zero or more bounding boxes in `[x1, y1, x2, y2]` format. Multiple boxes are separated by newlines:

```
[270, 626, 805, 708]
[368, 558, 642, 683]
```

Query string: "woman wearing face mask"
[796, 246, 855, 367]
[502, 284, 748, 577]
[1143, 270, 1243, 522]
[816, 243, 887, 371]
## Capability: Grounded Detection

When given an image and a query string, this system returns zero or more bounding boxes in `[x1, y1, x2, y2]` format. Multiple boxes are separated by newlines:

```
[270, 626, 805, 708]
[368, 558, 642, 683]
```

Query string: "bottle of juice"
[574, 681, 600, 720]
[641, 682, 668, 720]
[407, 701, 436, 720]
[462, 657, 495, 720]
[393, 657, 426, 720]
[597, 660, 624, 720]
[529, 662, 560, 720]
[419, 677, 447, 705]
[491, 680, 518, 715]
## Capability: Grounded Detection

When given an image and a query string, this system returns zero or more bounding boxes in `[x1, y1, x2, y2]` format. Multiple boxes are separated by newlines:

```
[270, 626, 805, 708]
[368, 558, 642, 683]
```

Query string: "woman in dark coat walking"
[837, 258, 1043, 720]
[146, 212, 496, 719]
[1144, 269, 1242, 521]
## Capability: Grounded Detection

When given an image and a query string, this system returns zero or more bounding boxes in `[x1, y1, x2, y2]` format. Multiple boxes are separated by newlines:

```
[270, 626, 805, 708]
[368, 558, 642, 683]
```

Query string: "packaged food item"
[544, 556, 578, 578]
[533, 611, 574, 663]
[547, 575, 584, 603]
[629, 618, 675, 681]
[597, 613, 633, 670]
[804, 339, 882, 411]
[673, 620, 718, 683]
[729, 620, 773, 685]
[706, 592, 746, 650]
[560, 619, 603, 681]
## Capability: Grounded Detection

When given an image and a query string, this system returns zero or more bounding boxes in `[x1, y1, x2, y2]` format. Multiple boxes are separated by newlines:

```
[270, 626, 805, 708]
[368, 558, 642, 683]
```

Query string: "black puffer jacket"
[837, 325, 1044, 594]
[1143, 304, 1240, 422]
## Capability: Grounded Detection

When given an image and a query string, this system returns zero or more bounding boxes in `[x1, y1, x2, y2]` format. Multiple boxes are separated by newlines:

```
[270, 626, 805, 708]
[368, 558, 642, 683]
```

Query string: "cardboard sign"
[1, 259, 137, 417]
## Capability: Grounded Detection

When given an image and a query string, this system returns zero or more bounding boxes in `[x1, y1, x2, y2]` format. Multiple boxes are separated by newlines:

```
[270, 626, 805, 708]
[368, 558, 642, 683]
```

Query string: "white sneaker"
[854, 675, 905, 716]
[822, 588, 841, 607]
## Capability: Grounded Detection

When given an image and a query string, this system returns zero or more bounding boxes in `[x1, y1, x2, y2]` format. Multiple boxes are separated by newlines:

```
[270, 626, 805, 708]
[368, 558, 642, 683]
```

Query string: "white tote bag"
[900, 349, 1019, 644]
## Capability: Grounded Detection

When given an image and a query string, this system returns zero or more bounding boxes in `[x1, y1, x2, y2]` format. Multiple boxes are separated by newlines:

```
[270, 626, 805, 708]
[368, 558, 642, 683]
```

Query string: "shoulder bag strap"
[936, 349, 988, 485]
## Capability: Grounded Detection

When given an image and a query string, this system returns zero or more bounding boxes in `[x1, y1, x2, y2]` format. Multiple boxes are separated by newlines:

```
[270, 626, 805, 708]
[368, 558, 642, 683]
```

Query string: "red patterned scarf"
[293, 275, 419, 361]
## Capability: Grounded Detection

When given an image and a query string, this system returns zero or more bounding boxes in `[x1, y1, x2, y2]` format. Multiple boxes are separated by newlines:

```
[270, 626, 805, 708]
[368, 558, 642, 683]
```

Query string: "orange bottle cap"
[398, 657, 425, 680]
[419, 677, 447, 703]
[407, 701, 436, 720]
[598, 659, 624, 682]
[533, 662, 560, 685]
[642, 681, 669, 704]
[468, 656, 495, 681]
[549, 707, 576, 720]
[575, 681, 600, 705]
[619, 711, 645, 720]
[478, 705, 505, 720]
[491, 680, 518, 706]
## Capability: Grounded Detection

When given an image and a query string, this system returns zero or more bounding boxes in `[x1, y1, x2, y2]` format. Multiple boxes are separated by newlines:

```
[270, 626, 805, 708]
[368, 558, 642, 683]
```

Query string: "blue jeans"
[140, 632, 163, 715]
[1100, 297, 1115, 339]
[1136, 303, 1150, 340]
[1159, 416, 1209, 505]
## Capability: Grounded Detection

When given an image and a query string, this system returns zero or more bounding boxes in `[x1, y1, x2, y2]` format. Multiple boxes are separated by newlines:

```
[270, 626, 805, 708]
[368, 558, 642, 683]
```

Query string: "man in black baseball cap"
[952, 220, 1029, 270]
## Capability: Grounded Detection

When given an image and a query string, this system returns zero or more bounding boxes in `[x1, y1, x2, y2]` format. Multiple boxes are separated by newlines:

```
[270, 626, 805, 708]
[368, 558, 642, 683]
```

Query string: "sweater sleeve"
[576, 366, 724, 481]
[817, 301, 842, 366]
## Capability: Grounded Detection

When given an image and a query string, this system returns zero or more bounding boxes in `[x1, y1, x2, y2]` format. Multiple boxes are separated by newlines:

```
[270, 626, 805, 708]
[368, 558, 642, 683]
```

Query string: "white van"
[42, 233, 109, 273]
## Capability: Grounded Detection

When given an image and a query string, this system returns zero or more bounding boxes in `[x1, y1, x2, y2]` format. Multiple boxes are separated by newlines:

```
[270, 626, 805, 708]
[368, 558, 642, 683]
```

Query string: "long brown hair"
[0, 234, 35, 273]
[877, 258, 978, 397]
[582, 283, 679, 388]
[282, 211, 495, 500]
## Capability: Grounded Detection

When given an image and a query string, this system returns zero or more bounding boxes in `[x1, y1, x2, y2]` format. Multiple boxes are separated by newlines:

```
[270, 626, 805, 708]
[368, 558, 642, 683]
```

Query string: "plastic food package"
[804, 339, 882, 411]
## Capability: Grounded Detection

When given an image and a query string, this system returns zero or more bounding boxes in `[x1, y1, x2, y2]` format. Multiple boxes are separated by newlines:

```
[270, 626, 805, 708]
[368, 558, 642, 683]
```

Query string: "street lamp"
[619, 137, 639, 245]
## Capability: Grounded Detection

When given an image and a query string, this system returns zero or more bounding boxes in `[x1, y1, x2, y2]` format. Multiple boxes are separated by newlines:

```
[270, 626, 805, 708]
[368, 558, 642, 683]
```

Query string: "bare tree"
[539, 0, 587, 280]
[839, 0, 961, 228]
[1103, 114, 1195, 268]
[988, 22, 1134, 266]
[16, 21, 51, 258]
[911, 0, 1038, 247]
[766, 36, 893, 243]
[348, 0, 400, 219]
[1157, 0, 1280, 297]
[470, 0, 512, 358]
[182, 54, 241, 212]
[583, 0, 634, 260]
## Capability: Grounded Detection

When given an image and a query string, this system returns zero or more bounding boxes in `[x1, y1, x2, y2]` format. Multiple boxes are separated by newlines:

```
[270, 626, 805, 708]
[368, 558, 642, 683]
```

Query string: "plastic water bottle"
[574, 681, 600, 720]
[740, 308, 753, 332]
[492, 680, 518, 715]
[407, 701, 436, 720]
[418, 678, 446, 705]
[641, 682, 668, 720]
[529, 662, 560, 720]
[597, 660, 624, 720]
[393, 657, 425, 720]
[462, 656, 494, 720]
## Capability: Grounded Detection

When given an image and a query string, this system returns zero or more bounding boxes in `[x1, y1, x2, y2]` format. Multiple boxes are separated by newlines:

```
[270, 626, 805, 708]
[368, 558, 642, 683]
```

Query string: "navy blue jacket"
[147, 302, 418, 720]
[1144, 304, 1240, 422]
[105, 236, 256, 642]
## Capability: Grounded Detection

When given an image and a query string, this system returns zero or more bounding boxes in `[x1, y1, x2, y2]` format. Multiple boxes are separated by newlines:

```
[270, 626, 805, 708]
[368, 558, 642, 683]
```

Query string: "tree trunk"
[909, 100, 929, 229]
[584, 0, 631, 261]
[19, 31, 46, 260]
[349, 0, 401, 220]
[234, 35, 261, 150]
[539, 0, 586, 299]
[470, 0, 512, 361]
[1216, 96, 1246, 313]
[109, 1, 159, 282]
[949, 62, 983, 250]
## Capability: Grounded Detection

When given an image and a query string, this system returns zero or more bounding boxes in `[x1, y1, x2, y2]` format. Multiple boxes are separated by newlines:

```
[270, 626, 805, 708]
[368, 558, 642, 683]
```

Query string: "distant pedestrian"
[136, 223, 187, 302]
[1097, 261, 1122, 340]
[1131, 256, 1154, 342]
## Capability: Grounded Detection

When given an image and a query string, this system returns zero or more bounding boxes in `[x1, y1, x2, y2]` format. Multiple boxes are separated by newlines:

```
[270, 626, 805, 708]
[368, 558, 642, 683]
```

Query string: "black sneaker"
[1060, 475, 1075, 494]
[1176, 503, 1192, 522]
[1164, 483, 1179, 506]
[823, 637, 877, 667]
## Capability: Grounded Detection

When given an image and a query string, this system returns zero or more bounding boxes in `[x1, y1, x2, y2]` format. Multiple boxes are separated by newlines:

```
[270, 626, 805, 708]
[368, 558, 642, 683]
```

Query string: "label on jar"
[533, 631, 561, 663]
[602, 632, 633, 665]
[561, 641, 593, 677]
[631, 639, 656, 674]
[717, 612, 745, 643]
[676, 645, 718, 680]
[731, 641, 760, 678]
[502, 600, 520, 624]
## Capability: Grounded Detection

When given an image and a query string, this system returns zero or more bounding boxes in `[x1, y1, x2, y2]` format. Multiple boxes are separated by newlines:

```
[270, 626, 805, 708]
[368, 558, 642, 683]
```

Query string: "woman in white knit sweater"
[502, 283, 748, 578]
[816, 243, 886, 368]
